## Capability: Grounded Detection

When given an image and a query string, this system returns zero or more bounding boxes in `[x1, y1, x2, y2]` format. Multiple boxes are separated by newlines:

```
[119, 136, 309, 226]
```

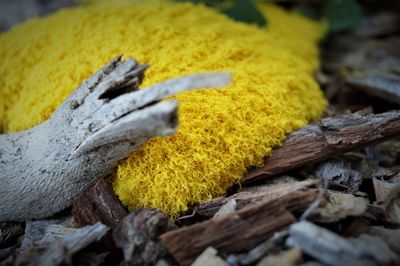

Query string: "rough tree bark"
[245, 111, 400, 183]
[161, 189, 320, 266]
[0, 56, 231, 221]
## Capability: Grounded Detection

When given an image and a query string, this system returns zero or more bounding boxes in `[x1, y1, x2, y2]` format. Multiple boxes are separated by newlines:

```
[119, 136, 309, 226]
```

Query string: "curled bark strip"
[0, 56, 231, 221]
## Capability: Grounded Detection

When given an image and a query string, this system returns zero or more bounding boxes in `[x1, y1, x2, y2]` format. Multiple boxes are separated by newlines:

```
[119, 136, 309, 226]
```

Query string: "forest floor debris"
[0, 2, 399, 266]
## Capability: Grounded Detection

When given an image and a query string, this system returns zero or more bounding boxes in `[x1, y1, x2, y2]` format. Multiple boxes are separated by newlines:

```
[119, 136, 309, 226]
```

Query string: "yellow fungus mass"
[0, 0, 327, 217]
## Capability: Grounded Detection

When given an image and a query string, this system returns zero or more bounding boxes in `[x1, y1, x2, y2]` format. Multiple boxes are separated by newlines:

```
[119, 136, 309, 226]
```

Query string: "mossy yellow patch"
[0, 0, 326, 217]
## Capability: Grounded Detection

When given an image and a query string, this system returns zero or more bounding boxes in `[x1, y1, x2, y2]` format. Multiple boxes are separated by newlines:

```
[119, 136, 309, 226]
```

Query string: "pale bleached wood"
[0, 56, 231, 221]
[9, 222, 108, 265]
[286, 221, 400, 266]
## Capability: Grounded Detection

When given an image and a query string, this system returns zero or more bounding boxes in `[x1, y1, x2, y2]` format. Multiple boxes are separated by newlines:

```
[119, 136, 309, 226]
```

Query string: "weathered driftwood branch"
[161, 189, 319, 266]
[0, 56, 231, 221]
[245, 111, 400, 183]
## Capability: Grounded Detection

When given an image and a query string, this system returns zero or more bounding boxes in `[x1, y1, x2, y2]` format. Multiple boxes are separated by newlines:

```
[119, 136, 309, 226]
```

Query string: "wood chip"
[256, 248, 302, 266]
[226, 230, 288, 266]
[286, 221, 399, 266]
[191, 247, 228, 266]
[373, 173, 400, 202]
[213, 199, 237, 218]
[5, 222, 108, 266]
[346, 74, 400, 105]
[0, 222, 24, 247]
[369, 226, 400, 254]
[113, 209, 169, 265]
[245, 111, 400, 183]
[384, 187, 400, 225]
[196, 179, 319, 218]
[72, 177, 128, 229]
[316, 192, 368, 223]
[315, 159, 362, 192]
[20, 216, 71, 250]
[161, 190, 320, 266]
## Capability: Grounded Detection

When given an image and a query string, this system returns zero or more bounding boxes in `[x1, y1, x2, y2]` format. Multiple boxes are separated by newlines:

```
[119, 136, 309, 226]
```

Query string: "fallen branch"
[245, 111, 400, 183]
[0, 56, 231, 221]
[161, 189, 320, 266]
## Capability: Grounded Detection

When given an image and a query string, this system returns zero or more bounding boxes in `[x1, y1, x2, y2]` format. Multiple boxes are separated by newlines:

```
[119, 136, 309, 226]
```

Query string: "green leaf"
[176, 0, 267, 27]
[222, 0, 267, 26]
[323, 0, 362, 32]
[295, 5, 320, 21]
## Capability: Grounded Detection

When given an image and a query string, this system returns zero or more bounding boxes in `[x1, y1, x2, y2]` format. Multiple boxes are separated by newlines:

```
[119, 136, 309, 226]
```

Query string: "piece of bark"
[0, 56, 231, 221]
[365, 203, 386, 223]
[325, 34, 400, 105]
[286, 221, 400, 266]
[315, 159, 362, 192]
[245, 111, 400, 183]
[72, 177, 128, 229]
[213, 199, 237, 219]
[383, 187, 400, 225]
[161, 190, 320, 266]
[353, 12, 400, 38]
[369, 226, 400, 254]
[375, 139, 400, 167]
[113, 209, 169, 266]
[20, 216, 71, 250]
[191, 247, 228, 266]
[353, 156, 395, 180]
[154, 259, 173, 266]
[315, 191, 368, 223]
[0, 222, 24, 247]
[256, 248, 302, 266]
[346, 73, 400, 105]
[350, 234, 400, 264]
[342, 218, 370, 237]
[226, 230, 288, 266]
[0, 247, 13, 261]
[4, 222, 108, 266]
[324, 37, 400, 74]
[373, 173, 400, 202]
[196, 179, 319, 217]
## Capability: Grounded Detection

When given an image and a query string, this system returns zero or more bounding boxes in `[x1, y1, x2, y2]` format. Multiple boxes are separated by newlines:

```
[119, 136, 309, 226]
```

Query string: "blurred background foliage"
[176, 0, 399, 32]
[0, 0, 399, 32]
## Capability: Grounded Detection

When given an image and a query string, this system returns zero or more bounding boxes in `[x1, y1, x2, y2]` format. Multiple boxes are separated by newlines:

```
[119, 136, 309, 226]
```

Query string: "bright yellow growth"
[0, 0, 326, 216]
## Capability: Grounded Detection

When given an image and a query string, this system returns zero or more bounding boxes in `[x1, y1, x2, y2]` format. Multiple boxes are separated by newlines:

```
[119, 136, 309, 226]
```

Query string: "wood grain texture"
[195, 179, 319, 218]
[245, 111, 400, 183]
[161, 190, 320, 266]
[0, 56, 231, 221]
[72, 178, 128, 229]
